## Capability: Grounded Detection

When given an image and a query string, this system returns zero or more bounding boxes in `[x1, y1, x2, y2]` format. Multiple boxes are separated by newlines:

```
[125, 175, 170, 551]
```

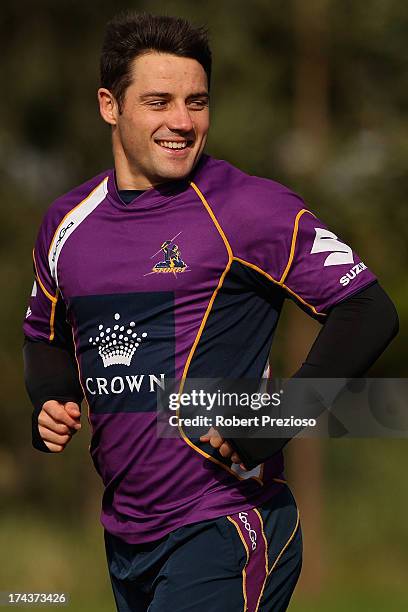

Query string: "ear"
[98, 88, 119, 126]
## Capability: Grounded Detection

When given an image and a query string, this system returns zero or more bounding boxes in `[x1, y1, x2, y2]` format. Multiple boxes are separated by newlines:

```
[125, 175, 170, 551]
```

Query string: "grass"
[291, 590, 408, 612]
[0, 514, 114, 611]
[1, 440, 408, 610]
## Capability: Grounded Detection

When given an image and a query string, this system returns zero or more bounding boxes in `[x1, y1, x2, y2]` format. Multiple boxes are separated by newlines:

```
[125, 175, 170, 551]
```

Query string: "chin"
[155, 162, 194, 183]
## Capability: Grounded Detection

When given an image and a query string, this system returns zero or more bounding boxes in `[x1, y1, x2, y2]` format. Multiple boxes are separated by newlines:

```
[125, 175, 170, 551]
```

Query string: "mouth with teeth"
[155, 139, 192, 154]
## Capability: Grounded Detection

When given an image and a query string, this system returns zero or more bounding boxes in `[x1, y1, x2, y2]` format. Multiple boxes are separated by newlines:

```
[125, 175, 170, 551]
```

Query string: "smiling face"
[98, 52, 210, 189]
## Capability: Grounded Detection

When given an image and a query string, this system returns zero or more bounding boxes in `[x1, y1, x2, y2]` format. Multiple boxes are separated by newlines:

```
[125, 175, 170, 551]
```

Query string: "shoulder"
[190, 155, 317, 279]
[36, 170, 111, 249]
[192, 155, 308, 221]
[35, 170, 113, 253]
[191, 155, 310, 238]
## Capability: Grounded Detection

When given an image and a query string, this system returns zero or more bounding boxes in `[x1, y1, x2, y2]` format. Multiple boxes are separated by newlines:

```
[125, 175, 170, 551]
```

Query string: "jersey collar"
[106, 156, 210, 211]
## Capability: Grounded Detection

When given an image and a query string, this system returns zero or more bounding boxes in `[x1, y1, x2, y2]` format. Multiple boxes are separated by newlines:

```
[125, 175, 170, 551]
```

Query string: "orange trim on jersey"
[179, 183, 265, 484]
[268, 508, 300, 577]
[32, 249, 59, 340]
[48, 290, 59, 341]
[279, 209, 314, 284]
[32, 249, 57, 304]
[185, 182, 233, 379]
[177, 260, 253, 480]
[180, 261, 232, 384]
[190, 182, 234, 258]
[272, 477, 287, 485]
[47, 176, 108, 260]
[70, 327, 90, 430]
[234, 256, 326, 317]
[227, 515, 249, 611]
[190, 182, 324, 316]
[253, 508, 269, 611]
[182, 182, 317, 482]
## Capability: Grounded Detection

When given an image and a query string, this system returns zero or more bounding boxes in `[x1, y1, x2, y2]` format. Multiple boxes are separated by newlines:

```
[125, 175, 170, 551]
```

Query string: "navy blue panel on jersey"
[188, 260, 285, 377]
[70, 292, 175, 413]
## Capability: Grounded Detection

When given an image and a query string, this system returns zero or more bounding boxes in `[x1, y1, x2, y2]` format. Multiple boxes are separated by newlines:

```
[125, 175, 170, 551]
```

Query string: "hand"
[200, 427, 246, 470]
[37, 400, 81, 452]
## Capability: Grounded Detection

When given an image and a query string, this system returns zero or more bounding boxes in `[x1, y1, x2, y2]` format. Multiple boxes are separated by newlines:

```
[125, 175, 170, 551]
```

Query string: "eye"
[148, 100, 168, 108]
[188, 99, 208, 109]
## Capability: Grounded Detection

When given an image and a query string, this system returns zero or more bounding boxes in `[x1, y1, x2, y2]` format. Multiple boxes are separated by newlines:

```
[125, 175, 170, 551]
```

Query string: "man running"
[23, 11, 398, 612]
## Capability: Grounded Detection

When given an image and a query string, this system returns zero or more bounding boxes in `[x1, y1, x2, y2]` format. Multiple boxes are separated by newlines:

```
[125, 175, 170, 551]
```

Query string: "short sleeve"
[23, 222, 70, 345]
[281, 209, 377, 315]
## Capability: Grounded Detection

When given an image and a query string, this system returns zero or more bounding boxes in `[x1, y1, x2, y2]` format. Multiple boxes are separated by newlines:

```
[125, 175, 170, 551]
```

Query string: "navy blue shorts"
[104, 485, 302, 612]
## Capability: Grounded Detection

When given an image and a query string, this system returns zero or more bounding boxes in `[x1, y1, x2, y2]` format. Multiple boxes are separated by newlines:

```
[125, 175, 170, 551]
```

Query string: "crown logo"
[89, 313, 147, 368]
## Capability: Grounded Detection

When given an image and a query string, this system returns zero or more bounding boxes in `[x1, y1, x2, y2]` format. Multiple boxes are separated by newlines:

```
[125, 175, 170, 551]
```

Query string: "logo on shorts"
[88, 313, 148, 368]
[238, 512, 257, 550]
[146, 232, 189, 276]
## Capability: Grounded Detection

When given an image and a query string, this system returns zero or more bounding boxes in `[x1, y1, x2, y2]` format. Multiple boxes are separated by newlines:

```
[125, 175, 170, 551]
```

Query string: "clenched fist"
[37, 400, 81, 452]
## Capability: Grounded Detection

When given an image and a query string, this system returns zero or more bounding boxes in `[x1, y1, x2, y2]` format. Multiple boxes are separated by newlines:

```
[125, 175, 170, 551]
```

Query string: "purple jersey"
[24, 155, 376, 543]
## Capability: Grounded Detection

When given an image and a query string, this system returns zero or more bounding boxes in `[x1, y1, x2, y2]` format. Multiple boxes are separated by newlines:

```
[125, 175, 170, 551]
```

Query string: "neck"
[113, 154, 154, 191]
[112, 136, 159, 190]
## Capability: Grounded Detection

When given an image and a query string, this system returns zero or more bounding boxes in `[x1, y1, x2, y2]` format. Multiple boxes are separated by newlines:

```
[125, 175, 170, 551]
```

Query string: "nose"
[166, 102, 194, 133]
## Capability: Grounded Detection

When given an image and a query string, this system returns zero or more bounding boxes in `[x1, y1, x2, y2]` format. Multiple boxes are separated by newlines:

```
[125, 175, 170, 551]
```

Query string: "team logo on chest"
[146, 231, 189, 276]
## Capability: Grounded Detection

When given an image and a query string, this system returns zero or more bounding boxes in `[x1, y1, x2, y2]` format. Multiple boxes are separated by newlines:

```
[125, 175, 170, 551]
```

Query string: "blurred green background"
[1, 0, 407, 610]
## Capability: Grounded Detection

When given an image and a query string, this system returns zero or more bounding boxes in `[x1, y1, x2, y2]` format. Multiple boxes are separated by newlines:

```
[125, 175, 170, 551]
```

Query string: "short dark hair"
[100, 12, 212, 111]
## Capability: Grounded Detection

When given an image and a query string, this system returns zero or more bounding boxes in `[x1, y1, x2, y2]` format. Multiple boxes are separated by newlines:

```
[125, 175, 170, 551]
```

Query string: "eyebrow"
[187, 92, 210, 101]
[140, 91, 209, 100]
